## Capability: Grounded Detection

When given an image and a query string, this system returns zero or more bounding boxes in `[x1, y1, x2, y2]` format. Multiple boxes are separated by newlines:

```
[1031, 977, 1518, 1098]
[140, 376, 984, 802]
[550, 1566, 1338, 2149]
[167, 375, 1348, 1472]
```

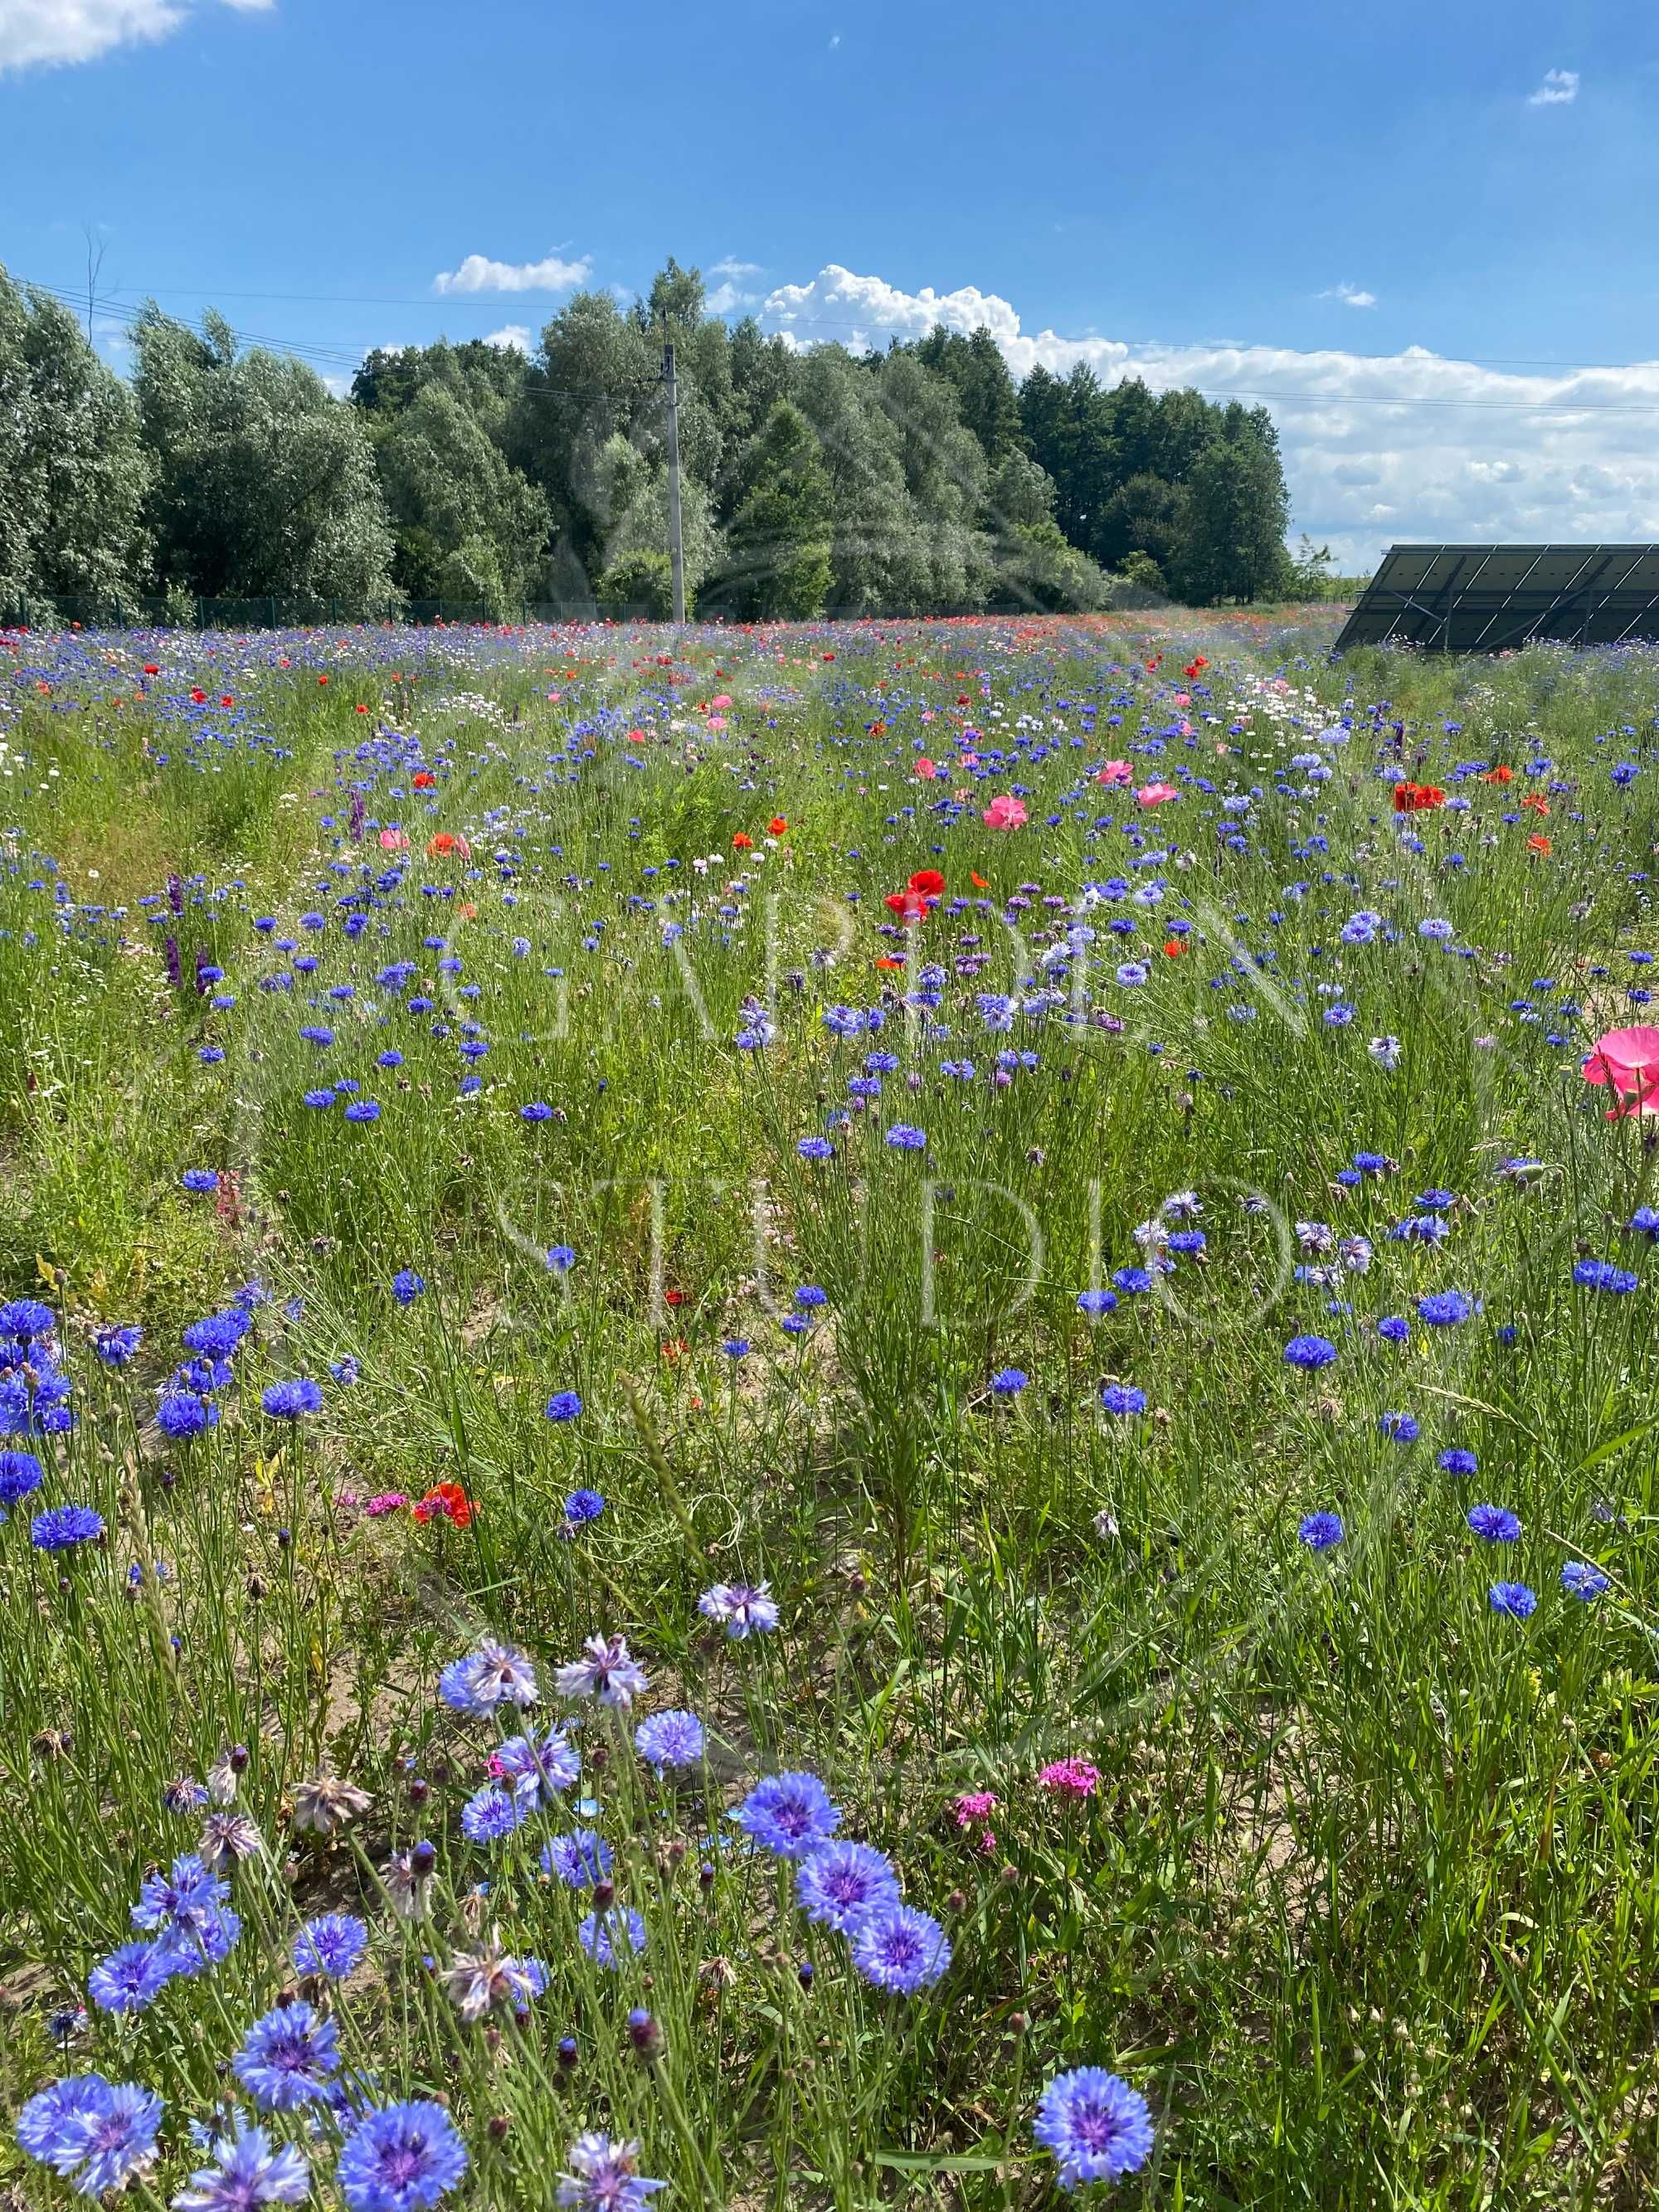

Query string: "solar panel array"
[1333, 544, 1659, 654]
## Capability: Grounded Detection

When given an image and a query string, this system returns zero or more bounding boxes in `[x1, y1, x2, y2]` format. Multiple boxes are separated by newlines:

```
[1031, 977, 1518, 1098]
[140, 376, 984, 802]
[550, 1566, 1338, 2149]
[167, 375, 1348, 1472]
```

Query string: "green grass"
[1, 609, 1658, 2208]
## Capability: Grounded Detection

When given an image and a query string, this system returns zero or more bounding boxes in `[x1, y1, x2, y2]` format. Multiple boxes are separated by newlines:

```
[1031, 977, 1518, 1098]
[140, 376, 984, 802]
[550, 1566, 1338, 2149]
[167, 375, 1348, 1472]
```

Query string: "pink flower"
[1039, 1757, 1102, 1801]
[1095, 760, 1133, 785]
[959, 751, 979, 770]
[709, 694, 732, 710]
[1172, 691, 1190, 707]
[952, 1789, 1000, 1829]
[1583, 1026, 1659, 1116]
[915, 756, 937, 780]
[378, 828, 409, 850]
[708, 716, 727, 734]
[982, 794, 1029, 830]
[364, 1491, 409, 1517]
[1136, 781, 1178, 808]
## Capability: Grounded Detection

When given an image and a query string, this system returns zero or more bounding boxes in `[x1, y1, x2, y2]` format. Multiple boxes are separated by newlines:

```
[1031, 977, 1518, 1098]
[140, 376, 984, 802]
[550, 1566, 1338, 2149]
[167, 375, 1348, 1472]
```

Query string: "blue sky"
[2, 0, 1657, 565]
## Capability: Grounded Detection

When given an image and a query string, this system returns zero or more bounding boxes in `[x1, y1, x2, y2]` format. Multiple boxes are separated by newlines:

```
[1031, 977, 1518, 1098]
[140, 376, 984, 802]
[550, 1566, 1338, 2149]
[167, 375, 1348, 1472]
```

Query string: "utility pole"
[662, 341, 687, 625]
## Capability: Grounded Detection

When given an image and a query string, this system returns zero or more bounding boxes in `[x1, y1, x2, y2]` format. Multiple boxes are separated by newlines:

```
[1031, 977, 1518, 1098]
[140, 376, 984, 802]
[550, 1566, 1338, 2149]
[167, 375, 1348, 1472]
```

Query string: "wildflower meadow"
[2, 607, 1658, 2209]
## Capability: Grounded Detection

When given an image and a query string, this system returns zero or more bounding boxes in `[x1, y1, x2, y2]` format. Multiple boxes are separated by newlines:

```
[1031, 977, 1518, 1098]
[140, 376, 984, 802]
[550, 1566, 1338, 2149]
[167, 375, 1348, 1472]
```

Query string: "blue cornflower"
[1561, 1560, 1610, 1601]
[885, 1124, 927, 1150]
[182, 1310, 250, 1358]
[303, 1089, 336, 1109]
[520, 1102, 553, 1121]
[335, 2101, 468, 2212]
[291, 1914, 368, 1979]
[780, 1314, 810, 1336]
[1034, 2067, 1155, 2189]
[722, 1338, 751, 1359]
[732, 1772, 840, 1859]
[88, 1939, 178, 2015]
[990, 1368, 1028, 1396]
[850, 1904, 952, 1993]
[1489, 1581, 1537, 1619]
[545, 1390, 583, 1422]
[1112, 1266, 1153, 1296]
[1377, 1315, 1409, 1343]
[391, 1270, 426, 1305]
[1630, 1207, 1659, 1240]
[1283, 1334, 1337, 1371]
[0, 1299, 55, 1343]
[635, 1709, 705, 1772]
[438, 1640, 539, 1715]
[577, 1907, 648, 1968]
[1100, 1383, 1146, 1417]
[330, 1356, 359, 1386]
[181, 1169, 218, 1193]
[794, 1286, 828, 1308]
[94, 1324, 143, 1367]
[232, 2000, 340, 2111]
[344, 1101, 381, 1123]
[546, 1245, 577, 1273]
[797, 1136, 836, 1159]
[494, 1726, 581, 1807]
[563, 1488, 605, 1526]
[795, 1840, 902, 1932]
[1077, 1290, 1118, 1316]
[17, 2074, 163, 2197]
[173, 2117, 310, 2209]
[1467, 1505, 1521, 1543]
[0, 1449, 43, 1503]
[132, 1852, 227, 1937]
[541, 1830, 614, 1888]
[1574, 1258, 1640, 1294]
[556, 2132, 665, 2212]
[1417, 1291, 1475, 1326]
[461, 1786, 526, 1844]
[1439, 1447, 1478, 1476]
[1377, 1411, 1418, 1443]
[261, 1378, 323, 1420]
[157, 1390, 216, 1438]
[31, 1504, 103, 1552]
[1298, 1512, 1344, 1551]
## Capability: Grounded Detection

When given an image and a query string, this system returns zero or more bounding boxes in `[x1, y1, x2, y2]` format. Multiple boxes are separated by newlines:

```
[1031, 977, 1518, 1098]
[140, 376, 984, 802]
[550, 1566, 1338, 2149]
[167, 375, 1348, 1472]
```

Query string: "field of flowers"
[1, 607, 1657, 2209]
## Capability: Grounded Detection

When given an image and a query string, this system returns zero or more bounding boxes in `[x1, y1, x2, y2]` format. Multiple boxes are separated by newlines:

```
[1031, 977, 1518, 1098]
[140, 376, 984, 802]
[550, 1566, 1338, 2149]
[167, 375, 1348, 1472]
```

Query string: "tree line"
[0, 256, 1311, 624]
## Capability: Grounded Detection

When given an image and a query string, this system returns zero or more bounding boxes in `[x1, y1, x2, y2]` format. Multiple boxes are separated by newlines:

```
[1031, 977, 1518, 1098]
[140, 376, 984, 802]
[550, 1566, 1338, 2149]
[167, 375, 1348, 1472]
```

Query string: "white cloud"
[1320, 282, 1377, 308]
[0, 0, 268, 71]
[829, 32, 840, 46]
[432, 251, 591, 296]
[707, 281, 758, 316]
[761, 262, 1659, 569]
[1528, 67, 1579, 105]
[710, 257, 762, 280]
[484, 323, 532, 353]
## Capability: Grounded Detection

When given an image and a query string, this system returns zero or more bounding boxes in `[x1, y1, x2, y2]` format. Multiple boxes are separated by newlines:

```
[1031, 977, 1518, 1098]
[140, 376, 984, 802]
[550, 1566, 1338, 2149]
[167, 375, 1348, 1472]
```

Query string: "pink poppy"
[915, 756, 938, 780]
[1136, 781, 1179, 807]
[709, 693, 732, 710]
[982, 794, 1028, 830]
[378, 828, 409, 850]
[1095, 760, 1133, 785]
[1584, 1026, 1659, 1116]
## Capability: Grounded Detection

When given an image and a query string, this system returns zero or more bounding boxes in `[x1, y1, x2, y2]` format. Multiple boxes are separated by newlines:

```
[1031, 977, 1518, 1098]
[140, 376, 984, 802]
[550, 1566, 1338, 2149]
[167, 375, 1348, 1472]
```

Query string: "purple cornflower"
[491, 1725, 581, 1807]
[291, 1914, 367, 1979]
[1034, 2066, 1155, 2188]
[437, 1641, 539, 1715]
[795, 1840, 902, 1932]
[17, 2073, 163, 2196]
[335, 2101, 469, 2212]
[1467, 1505, 1521, 1544]
[232, 2000, 340, 2111]
[635, 1709, 705, 1772]
[577, 1907, 648, 1968]
[850, 1904, 952, 1993]
[554, 1633, 648, 1709]
[698, 1581, 780, 1638]
[173, 2117, 311, 2208]
[88, 1940, 178, 2015]
[261, 1378, 324, 1420]
[732, 1772, 840, 1859]
[555, 2133, 665, 2212]
[460, 1786, 524, 1844]
[1489, 1581, 1538, 1619]
[1297, 1512, 1344, 1552]
[541, 1830, 615, 1888]
[30, 1505, 103, 1552]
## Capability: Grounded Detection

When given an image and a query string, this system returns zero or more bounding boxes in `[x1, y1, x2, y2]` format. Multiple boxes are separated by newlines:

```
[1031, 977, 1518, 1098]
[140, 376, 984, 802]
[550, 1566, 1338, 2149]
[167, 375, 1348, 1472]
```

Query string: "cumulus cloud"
[433, 251, 591, 296]
[1320, 282, 1377, 308]
[761, 263, 1659, 569]
[0, 0, 270, 72]
[1528, 67, 1579, 105]
[484, 324, 533, 353]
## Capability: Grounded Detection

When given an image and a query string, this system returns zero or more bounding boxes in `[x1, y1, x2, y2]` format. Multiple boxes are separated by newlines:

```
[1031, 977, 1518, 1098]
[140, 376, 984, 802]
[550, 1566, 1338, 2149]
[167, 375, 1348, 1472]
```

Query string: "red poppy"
[412, 771, 435, 789]
[875, 955, 906, 970]
[1528, 833, 1552, 855]
[1393, 781, 1445, 814]
[1521, 794, 1550, 816]
[907, 868, 946, 897]
[190, 688, 207, 703]
[768, 817, 788, 836]
[318, 675, 329, 686]
[1162, 939, 1184, 957]
[354, 703, 369, 715]
[142, 664, 159, 676]
[412, 1480, 472, 1529]
[220, 695, 233, 708]
[1480, 763, 1515, 785]
[664, 1287, 686, 1307]
[732, 832, 754, 850]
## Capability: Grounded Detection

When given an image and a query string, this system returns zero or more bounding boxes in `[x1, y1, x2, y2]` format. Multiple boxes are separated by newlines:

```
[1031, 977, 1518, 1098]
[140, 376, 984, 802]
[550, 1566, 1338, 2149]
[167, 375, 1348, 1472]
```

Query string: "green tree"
[1167, 437, 1292, 603]
[132, 306, 394, 607]
[875, 350, 992, 610]
[983, 450, 1113, 612]
[714, 399, 834, 619]
[791, 346, 932, 614]
[913, 325, 1024, 459]
[0, 265, 151, 615]
[376, 378, 550, 615]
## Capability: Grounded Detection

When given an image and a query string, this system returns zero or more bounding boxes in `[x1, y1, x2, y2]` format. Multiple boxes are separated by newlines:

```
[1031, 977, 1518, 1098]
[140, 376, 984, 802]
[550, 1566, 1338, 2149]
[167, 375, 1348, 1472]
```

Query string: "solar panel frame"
[1333, 544, 1659, 654]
